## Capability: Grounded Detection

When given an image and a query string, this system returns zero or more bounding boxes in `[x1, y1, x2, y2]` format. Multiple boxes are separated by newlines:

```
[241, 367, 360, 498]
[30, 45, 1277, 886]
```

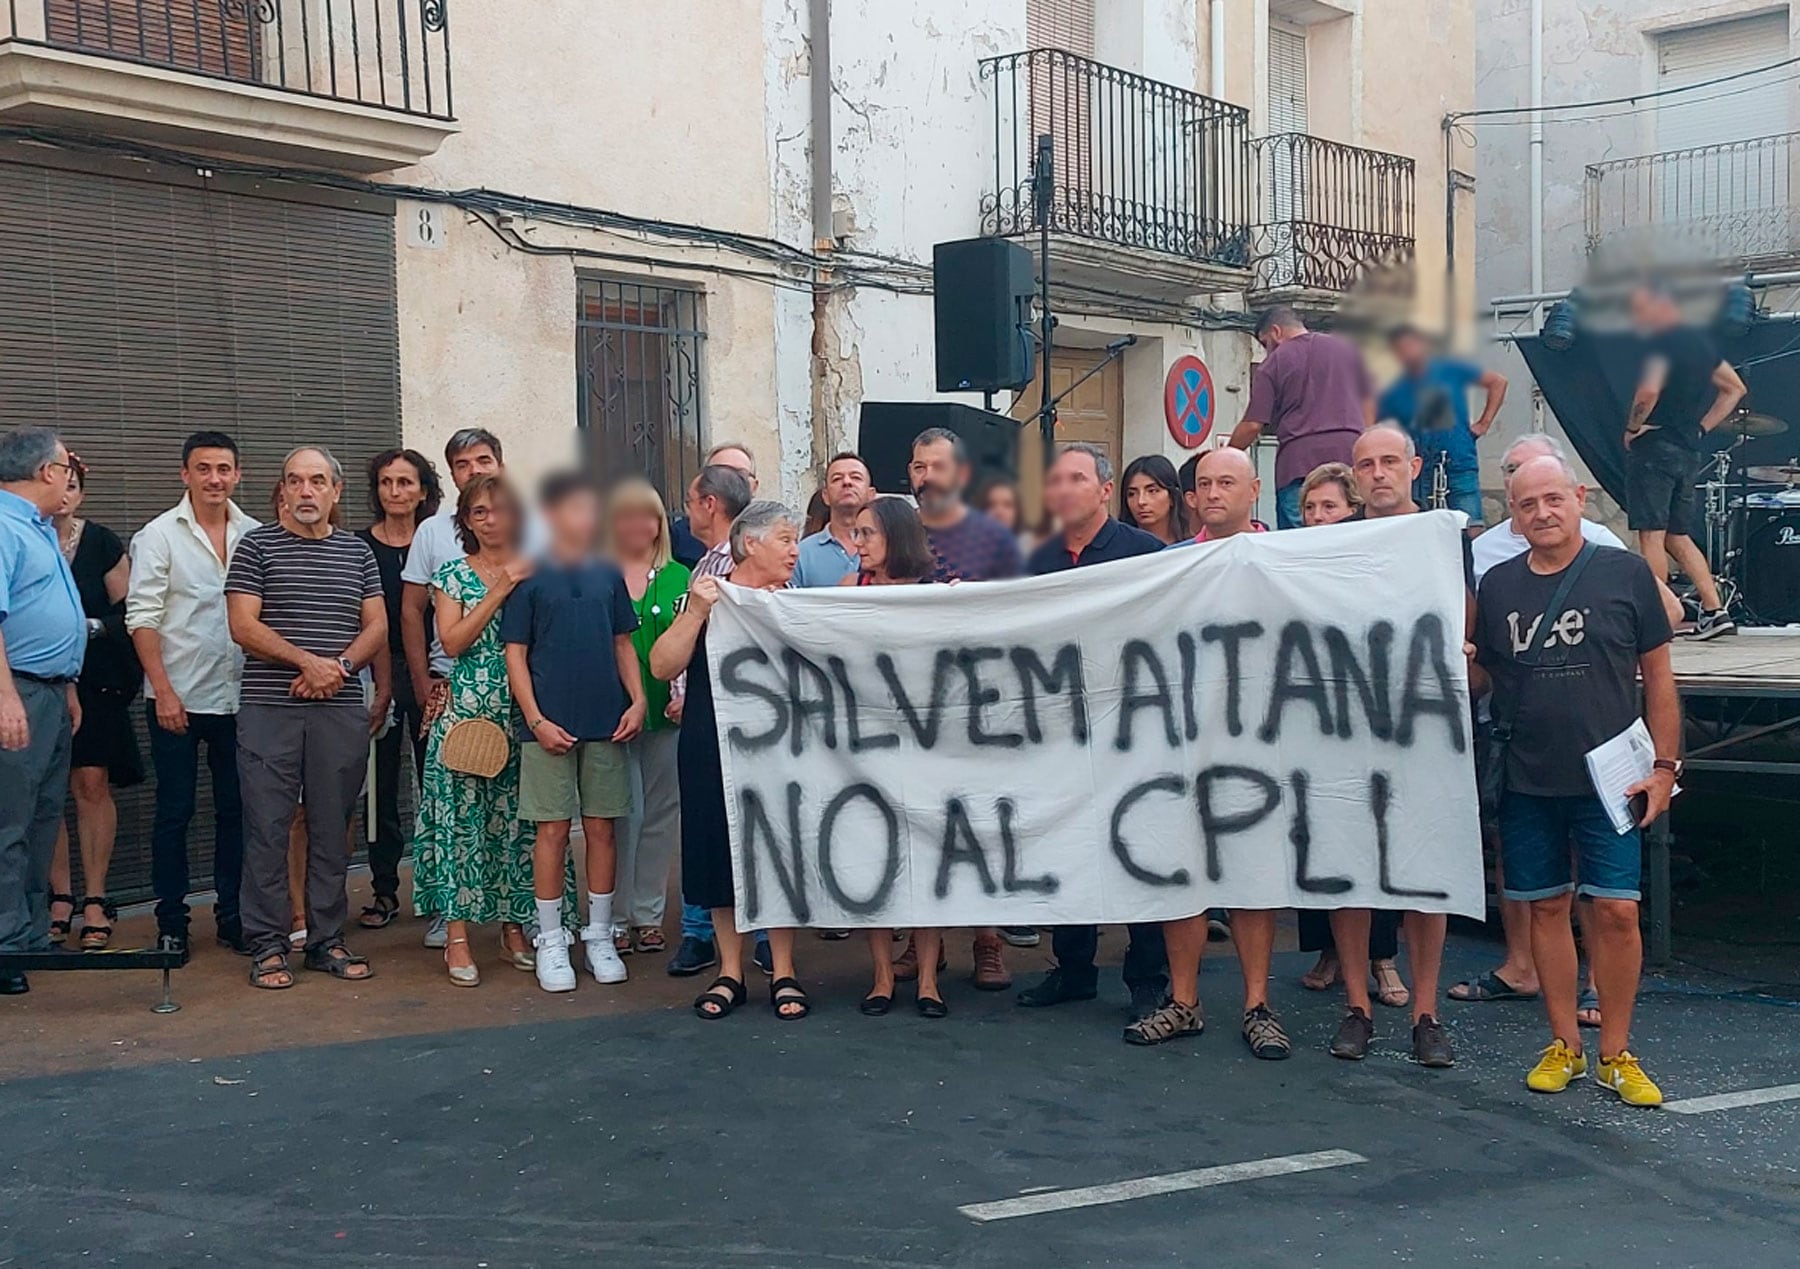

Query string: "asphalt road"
[3, 941, 1797, 1268]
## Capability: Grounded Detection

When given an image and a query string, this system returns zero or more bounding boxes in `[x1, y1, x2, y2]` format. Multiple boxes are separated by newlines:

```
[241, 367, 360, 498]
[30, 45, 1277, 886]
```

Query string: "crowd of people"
[0, 303, 1696, 1110]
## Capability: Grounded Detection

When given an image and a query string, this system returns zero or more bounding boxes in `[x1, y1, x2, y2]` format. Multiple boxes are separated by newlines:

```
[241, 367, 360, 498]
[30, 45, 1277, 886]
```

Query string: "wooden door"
[1010, 345, 1124, 523]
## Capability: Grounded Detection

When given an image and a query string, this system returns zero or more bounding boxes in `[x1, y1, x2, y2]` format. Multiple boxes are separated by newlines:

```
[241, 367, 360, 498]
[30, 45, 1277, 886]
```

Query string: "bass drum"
[1734, 505, 1800, 624]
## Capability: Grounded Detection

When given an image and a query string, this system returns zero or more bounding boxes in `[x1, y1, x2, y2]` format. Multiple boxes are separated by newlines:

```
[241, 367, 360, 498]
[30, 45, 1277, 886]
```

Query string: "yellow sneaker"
[1598, 1051, 1664, 1107]
[1526, 1039, 1587, 1093]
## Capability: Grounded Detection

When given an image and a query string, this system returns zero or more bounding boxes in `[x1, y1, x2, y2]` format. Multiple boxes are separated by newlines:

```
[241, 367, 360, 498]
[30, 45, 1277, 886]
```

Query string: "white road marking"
[1664, 1083, 1800, 1116]
[957, 1149, 1367, 1223]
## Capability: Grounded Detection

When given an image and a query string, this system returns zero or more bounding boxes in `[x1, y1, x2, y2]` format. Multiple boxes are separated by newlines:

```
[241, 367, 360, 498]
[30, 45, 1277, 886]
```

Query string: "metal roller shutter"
[1027, 0, 1095, 55]
[0, 145, 400, 905]
[1656, 13, 1790, 154]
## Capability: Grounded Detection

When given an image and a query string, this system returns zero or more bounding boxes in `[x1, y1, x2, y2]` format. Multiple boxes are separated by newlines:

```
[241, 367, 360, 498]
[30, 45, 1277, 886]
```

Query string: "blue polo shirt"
[1378, 357, 1484, 473]
[0, 489, 84, 678]
[1026, 516, 1166, 575]
[792, 527, 858, 588]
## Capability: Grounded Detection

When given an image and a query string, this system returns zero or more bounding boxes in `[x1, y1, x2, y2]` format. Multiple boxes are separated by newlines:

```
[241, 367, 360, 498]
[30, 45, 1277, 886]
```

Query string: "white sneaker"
[582, 925, 628, 984]
[423, 915, 448, 949]
[533, 926, 577, 993]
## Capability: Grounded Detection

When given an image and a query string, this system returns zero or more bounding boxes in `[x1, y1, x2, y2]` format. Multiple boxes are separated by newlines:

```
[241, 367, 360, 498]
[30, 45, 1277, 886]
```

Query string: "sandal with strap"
[1448, 969, 1538, 1003]
[78, 896, 116, 951]
[1372, 959, 1411, 1009]
[769, 976, 811, 1021]
[358, 895, 400, 930]
[48, 892, 75, 945]
[303, 940, 375, 981]
[694, 975, 747, 1020]
[1124, 999, 1203, 1046]
[1577, 985, 1602, 1028]
[249, 951, 295, 990]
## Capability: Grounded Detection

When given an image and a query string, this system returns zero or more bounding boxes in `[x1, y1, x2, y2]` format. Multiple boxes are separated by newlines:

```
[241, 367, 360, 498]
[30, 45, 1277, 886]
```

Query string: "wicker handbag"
[440, 717, 510, 779]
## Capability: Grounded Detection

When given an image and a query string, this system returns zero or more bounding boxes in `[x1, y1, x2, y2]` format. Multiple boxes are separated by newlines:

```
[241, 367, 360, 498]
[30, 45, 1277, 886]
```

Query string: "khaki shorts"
[518, 740, 632, 822]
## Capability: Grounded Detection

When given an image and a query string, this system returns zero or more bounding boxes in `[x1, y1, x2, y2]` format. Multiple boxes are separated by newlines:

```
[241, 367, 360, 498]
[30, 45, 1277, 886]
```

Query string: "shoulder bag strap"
[1494, 540, 1599, 737]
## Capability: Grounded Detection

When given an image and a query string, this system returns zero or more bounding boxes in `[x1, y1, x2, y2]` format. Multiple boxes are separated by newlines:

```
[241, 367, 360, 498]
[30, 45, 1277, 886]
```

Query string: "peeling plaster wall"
[391, 0, 778, 493]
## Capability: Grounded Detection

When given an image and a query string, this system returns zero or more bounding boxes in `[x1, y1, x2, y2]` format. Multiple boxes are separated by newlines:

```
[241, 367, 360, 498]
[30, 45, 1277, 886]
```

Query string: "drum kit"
[1699, 410, 1800, 625]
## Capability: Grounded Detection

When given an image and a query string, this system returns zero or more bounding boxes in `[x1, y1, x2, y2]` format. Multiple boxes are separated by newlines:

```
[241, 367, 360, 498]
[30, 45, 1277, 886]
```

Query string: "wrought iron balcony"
[1585, 132, 1800, 270]
[2, 0, 452, 118]
[1249, 132, 1415, 295]
[979, 48, 1252, 285]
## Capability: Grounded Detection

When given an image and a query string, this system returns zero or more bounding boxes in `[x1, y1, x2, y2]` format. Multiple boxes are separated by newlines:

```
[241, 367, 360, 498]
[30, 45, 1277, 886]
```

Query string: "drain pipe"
[1210, 0, 1225, 98]
[809, 0, 834, 470]
[1528, 0, 1545, 432]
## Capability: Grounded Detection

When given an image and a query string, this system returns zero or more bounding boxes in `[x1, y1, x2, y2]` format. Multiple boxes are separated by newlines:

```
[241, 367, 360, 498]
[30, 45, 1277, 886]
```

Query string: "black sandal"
[358, 895, 400, 930]
[78, 895, 116, 951]
[916, 994, 949, 1019]
[860, 993, 893, 1016]
[770, 976, 811, 1020]
[694, 975, 747, 1020]
[303, 941, 375, 981]
[48, 892, 75, 945]
[249, 951, 295, 990]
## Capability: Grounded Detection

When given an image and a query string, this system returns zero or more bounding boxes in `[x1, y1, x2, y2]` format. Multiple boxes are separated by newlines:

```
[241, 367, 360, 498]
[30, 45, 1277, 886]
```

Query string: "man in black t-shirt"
[1475, 455, 1679, 1108]
[1623, 282, 1744, 639]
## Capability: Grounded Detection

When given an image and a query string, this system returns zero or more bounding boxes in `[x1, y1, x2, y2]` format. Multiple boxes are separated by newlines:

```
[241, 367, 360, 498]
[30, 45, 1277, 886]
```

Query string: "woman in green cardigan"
[606, 478, 691, 955]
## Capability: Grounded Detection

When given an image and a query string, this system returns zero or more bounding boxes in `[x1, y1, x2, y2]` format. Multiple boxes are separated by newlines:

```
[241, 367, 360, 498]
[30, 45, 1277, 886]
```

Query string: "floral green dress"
[411, 558, 575, 926]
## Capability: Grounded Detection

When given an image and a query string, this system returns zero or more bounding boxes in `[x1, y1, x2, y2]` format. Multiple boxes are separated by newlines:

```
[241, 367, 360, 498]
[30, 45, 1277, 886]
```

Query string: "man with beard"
[909, 428, 1021, 585]
[227, 447, 386, 991]
[897, 427, 1018, 989]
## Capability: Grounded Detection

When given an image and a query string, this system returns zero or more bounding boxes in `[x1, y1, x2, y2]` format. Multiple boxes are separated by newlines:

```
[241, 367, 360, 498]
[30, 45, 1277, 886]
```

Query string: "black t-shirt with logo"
[1642, 326, 1721, 451]
[1474, 546, 1672, 797]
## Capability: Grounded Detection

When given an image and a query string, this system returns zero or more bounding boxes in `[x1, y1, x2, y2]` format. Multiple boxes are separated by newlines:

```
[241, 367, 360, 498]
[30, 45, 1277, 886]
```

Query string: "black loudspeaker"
[858, 402, 1020, 494]
[933, 238, 1036, 393]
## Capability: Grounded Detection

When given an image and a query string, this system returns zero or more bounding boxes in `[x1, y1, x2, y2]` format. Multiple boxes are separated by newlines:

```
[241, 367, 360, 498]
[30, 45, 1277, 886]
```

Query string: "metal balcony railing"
[1, 0, 452, 118]
[1585, 132, 1800, 269]
[1250, 132, 1414, 293]
[979, 48, 1252, 269]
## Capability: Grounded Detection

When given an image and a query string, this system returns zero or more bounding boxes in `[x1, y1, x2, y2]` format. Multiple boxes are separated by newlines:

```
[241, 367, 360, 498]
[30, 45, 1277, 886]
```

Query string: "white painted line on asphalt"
[957, 1149, 1368, 1223]
[1664, 1083, 1800, 1115]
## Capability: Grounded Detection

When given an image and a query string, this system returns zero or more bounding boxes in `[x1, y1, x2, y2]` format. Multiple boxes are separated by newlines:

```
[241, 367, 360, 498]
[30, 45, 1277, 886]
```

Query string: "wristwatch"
[337, 657, 355, 677]
[1653, 758, 1682, 777]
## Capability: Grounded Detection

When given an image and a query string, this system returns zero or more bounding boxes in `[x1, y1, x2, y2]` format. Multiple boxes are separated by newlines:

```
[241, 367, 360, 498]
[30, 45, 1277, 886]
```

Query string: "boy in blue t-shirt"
[503, 471, 645, 993]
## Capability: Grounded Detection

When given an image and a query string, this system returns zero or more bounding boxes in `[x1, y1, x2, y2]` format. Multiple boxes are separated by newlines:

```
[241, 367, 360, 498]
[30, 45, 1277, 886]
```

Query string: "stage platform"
[1647, 628, 1800, 963]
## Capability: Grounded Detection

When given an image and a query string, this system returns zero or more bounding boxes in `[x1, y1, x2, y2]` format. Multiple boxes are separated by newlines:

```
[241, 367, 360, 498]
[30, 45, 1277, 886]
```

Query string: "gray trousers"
[236, 703, 368, 958]
[617, 728, 681, 928]
[0, 678, 72, 953]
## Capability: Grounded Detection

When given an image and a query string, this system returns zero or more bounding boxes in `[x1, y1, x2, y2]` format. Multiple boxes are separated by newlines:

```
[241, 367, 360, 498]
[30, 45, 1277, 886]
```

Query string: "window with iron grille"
[576, 279, 705, 507]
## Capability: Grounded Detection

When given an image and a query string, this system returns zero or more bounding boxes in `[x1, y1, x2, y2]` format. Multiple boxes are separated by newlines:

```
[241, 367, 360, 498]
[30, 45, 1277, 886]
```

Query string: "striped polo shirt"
[225, 524, 382, 707]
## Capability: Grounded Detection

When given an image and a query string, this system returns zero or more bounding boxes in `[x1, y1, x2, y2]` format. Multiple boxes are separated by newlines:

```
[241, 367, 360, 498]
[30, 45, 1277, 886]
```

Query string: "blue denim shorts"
[1498, 791, 1642, 902]
[1412, 466, 1484, 525]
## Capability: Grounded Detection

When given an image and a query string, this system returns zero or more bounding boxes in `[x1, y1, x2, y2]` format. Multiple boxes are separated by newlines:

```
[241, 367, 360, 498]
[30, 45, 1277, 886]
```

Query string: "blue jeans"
[146, 707, 244, 936]
[1498, 790, 1642, 902]
[1275, 479, 1305, 530]
[681, 900, 767, 948]
[1412, 465, 1484, 524]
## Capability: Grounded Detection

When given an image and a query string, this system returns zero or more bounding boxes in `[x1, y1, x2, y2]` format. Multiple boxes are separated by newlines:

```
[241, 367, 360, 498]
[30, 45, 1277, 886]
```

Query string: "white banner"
[707, 512, 1484, 929]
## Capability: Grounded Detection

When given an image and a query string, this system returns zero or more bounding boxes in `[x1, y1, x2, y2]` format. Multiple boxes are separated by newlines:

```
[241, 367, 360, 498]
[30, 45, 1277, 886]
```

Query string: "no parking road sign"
[1164, 354, 1215, 449]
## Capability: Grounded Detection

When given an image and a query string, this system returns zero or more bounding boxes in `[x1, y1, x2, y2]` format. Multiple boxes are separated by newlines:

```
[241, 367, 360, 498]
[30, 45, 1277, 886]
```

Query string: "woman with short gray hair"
[651, 500, 807, 1021]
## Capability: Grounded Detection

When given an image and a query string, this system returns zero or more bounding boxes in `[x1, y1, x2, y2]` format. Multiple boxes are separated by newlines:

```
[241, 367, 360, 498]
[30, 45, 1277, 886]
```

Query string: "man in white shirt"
[126, 432, 258, 956]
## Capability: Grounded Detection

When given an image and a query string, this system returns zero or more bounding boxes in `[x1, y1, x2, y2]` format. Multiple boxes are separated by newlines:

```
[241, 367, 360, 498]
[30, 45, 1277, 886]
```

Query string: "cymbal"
[1719, 412, 1788, 437]
[1746, 463, 1800, 483]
